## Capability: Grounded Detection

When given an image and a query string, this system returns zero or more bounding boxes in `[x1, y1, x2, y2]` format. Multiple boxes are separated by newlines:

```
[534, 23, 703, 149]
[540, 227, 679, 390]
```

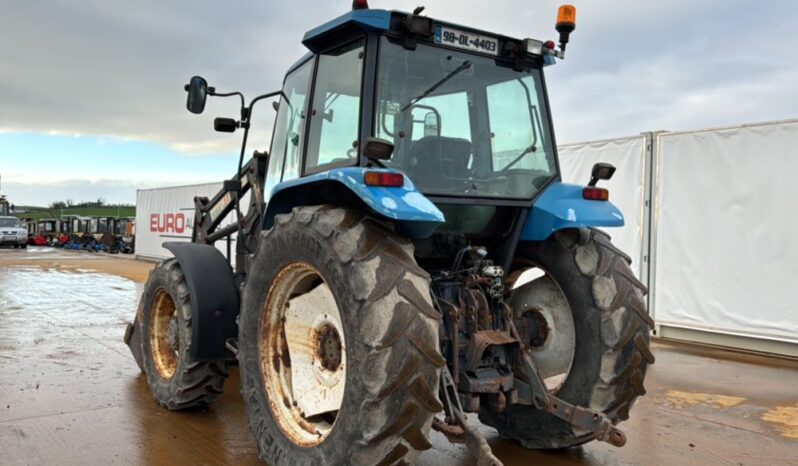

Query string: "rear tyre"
[480, 228, 654, 449]
[139, 259, 228, 410]
[21, 244, 27, 249]
[239, 206, 443, 466]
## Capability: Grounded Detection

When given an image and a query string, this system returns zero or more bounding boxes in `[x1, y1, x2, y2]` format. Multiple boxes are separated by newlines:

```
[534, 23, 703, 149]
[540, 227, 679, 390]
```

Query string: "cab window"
[304, 39, 365, 173]
[265, 59, 313, 199]
[487, 76, 548, 171]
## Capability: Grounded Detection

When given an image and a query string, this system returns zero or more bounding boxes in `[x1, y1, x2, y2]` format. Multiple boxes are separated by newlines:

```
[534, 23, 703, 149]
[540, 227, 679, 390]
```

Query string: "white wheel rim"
[510, 271, 576, 393]
[259, 262, 346, 446]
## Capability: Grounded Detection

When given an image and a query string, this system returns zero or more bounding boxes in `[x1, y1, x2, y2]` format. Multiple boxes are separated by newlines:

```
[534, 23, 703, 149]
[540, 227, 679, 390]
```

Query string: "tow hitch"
[509, 320, 627, 447]
[435, 321, 626, 465]
[434, 367, 503, 466]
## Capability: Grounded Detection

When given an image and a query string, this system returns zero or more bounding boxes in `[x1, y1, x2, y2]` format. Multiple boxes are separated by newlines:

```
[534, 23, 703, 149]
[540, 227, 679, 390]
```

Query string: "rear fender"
[521, 182, 624, 241]
[163, 242, 239, 361]
[264, 167, 445, 239]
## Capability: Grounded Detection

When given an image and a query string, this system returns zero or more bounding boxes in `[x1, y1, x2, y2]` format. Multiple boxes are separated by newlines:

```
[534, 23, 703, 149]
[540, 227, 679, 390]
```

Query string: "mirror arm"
[207, 89, 247, 120]
[235, 90, 289, 188]
[248, 90, 288, 112]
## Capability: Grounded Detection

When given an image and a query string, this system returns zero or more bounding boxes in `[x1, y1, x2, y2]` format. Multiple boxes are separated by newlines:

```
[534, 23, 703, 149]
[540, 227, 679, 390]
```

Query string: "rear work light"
[583, 186, 609, 201]
[364, 172, 404, 187]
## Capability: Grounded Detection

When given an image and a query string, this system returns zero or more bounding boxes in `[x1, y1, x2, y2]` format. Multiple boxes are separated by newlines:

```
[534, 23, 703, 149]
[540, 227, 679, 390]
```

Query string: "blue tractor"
[125, 4, 653, 465]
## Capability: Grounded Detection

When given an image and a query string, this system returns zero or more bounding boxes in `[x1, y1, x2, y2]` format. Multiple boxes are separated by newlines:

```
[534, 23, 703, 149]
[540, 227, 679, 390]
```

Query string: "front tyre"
[138, 259, 228, 410]
[239, 206, 444, 466]
[480, 228, 655, 449]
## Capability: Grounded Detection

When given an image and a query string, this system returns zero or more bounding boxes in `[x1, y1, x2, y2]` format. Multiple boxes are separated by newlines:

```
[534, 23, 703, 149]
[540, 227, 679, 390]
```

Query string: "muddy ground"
[1, 248, 796, 465]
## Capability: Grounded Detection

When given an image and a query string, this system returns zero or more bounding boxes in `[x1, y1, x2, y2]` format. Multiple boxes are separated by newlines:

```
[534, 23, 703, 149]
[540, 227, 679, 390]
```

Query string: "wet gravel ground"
[1, 248, 797, 465]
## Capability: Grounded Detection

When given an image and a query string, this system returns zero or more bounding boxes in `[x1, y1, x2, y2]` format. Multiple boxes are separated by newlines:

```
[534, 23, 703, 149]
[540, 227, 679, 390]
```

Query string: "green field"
[14, 206, 136, 221]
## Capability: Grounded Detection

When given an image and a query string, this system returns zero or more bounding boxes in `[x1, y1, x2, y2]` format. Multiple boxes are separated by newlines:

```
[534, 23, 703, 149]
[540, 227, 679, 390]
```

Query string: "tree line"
[49, 198, 134, 209]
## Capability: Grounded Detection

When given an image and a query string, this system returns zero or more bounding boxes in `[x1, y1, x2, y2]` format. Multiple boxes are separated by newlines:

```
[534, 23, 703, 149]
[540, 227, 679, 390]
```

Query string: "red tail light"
[583, 186, 609, 201]
[364, 172, 404, 187]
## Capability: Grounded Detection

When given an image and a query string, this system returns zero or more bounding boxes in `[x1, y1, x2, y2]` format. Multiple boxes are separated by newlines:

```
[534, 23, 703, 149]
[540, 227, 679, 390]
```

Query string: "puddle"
[0, 268, 139, 327]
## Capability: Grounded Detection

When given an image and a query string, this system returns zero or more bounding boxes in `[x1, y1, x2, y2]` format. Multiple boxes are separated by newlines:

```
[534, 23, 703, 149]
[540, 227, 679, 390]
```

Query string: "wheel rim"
[510, 267, 576, 393]
[259, 261, 347, 447]
[150, 288, 179, 380]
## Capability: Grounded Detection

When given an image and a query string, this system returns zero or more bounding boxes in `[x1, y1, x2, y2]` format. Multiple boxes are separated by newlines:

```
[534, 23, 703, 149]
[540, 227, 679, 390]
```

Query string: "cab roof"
[302, 8, 527, 53]
[303, 9, 392, 50]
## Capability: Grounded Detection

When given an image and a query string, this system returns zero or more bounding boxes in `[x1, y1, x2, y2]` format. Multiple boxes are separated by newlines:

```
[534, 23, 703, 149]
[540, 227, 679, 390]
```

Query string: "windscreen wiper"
[401, 60, 472, 112]
[499, 144, 536, 172]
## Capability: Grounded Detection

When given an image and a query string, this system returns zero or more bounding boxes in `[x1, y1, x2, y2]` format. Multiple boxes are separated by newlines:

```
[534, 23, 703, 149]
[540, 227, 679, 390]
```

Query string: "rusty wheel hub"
[259, 262, 346, 447]
[150, 288, 179, 380]
[315, 323, 342, 372]
[524, 307, 550, 348]
[510, 272, 576, 393]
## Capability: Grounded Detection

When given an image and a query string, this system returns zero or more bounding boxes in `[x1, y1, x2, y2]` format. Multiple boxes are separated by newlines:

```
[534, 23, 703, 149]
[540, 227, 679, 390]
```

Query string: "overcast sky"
[1, 0, 797, 206]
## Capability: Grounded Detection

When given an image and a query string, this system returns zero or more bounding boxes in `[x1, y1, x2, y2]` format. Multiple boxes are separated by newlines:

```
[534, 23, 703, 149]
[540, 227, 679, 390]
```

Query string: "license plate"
[435, 26, 499, 56]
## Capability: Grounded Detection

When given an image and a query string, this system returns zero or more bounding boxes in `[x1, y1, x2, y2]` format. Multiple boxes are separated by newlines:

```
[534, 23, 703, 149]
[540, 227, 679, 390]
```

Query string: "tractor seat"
[406, 136, 472, 190]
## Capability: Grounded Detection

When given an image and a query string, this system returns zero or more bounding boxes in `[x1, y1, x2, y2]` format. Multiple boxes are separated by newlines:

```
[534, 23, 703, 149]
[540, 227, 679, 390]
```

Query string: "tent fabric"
[558, 136, 647, 277]
[653, 121, 798, 343]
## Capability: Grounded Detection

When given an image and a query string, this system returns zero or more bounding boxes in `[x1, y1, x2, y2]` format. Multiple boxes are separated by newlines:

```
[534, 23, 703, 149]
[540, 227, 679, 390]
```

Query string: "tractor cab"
[58, 217, 74, 235]
[23, 217, 37, 236]
[38, 219, 57, 237]
[272, 6, 559, 192]
[271, 6, 577, 268]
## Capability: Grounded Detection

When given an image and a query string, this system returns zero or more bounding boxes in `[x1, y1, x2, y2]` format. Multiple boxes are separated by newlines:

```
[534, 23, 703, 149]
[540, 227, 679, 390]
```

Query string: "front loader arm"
[191, 151, 269, 272]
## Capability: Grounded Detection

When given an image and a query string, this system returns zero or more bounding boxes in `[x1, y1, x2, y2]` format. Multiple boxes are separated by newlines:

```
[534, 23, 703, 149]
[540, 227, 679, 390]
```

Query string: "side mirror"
[423, 112, 439, 137]
[214, 117, 238, 133]
[589, 162, 615, 187]
[185, 76, 208, 114]
[363, 137, 395, 161]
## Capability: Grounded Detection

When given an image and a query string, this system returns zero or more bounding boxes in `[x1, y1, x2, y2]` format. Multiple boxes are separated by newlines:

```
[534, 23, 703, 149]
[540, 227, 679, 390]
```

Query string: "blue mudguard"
[265, 167, 445, 239]
[521, 182, 625, 241]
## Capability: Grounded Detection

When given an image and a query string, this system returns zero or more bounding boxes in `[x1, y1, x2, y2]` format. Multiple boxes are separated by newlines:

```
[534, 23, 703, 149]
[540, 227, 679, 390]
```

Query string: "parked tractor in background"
[92, 216, 134, 253]
[125, 4, 653, 465]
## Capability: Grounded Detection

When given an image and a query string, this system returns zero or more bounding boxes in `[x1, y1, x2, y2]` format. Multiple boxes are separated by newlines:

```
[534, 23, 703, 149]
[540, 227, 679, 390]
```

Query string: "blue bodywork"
[267, 171, 622, 242]
[265, 167, 444, 238]
[303, 10, 392, 51]
[521, 182, 625, 241]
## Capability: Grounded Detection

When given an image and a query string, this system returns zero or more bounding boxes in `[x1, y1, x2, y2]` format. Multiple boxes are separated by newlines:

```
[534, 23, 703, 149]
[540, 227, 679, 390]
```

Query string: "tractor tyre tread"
[480, 228, 654, 449]
[139, 258, 228, 410]
[239, 206, 442, 466]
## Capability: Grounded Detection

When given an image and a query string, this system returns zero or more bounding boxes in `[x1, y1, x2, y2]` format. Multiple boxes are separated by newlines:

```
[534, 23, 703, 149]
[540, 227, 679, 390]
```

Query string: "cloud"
[4, 179, 184, 207]
[1, 0, 797, 152]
